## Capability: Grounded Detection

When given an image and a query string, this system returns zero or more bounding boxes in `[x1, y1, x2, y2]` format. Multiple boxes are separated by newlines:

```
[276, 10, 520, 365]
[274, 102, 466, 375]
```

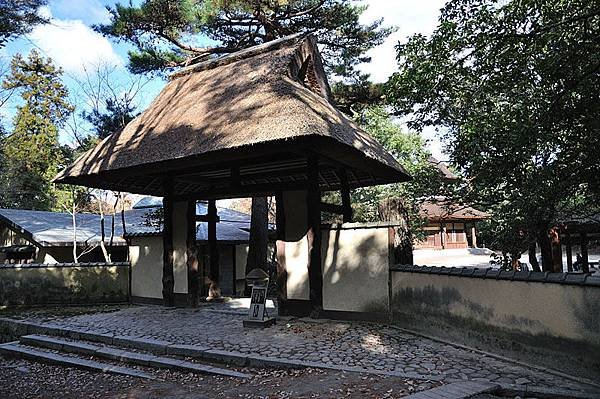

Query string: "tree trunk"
[581, 232, 590, 274]
[528, 242, 540, 272]
[549, 226, 563, 272]
[537, 229, 553, 272]
[245, 196, 269, 294]
[378, 198, 413, 265]
[98, 199, 110, 263]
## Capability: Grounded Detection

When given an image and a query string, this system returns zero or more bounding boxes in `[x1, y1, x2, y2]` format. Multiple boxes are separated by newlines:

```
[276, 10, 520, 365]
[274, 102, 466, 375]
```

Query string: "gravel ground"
[0, 354, 441, 398]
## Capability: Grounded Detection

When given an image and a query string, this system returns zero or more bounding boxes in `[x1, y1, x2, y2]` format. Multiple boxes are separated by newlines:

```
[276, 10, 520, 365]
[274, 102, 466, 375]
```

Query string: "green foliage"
[0, 0, 48, 48]
[83, 97, 138, 140]
[386, 0, 600, 257]
[323, 106, 454, 234]
[96, 0, 393, 78]
[0, 50, 73, 210]
[331, 73, 384, 115]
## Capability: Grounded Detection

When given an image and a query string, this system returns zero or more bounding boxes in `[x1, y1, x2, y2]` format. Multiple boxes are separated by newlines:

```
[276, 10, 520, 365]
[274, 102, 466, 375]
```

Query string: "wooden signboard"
[243, 281, 275, 328]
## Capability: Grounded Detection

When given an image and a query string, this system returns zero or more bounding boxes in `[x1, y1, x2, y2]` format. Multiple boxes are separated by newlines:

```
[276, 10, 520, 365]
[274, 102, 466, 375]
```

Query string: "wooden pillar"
[471, 224, 477, 248]
[162, 182, 175, 307]
[565, 231, 573, 272]
[275, 191, 288, 315]
[186, 200, 199, 307]
[307, 156, 323, 316]
[440, 223, 447, 249]
[207, 199, 221, 299]
[581, 232, 589, 274]
[339, 169, 352, 223]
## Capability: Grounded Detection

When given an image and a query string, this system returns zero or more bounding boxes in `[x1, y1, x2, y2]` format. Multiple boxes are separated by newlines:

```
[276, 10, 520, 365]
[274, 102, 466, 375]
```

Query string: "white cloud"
[359, 0, 447, 82]
[28, 12, 122, 76]
[51, 0, 112, 25]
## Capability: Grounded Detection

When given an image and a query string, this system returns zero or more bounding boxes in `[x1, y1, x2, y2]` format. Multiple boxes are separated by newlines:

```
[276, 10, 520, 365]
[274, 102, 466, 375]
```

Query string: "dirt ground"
[0, 355, 441, 399]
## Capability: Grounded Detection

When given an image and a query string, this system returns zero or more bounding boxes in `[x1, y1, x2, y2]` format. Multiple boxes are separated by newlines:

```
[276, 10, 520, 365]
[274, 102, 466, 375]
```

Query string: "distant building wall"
[129, 234, 249, 301]
[1, 225, 127, 265]
[0, 263, 129, 306]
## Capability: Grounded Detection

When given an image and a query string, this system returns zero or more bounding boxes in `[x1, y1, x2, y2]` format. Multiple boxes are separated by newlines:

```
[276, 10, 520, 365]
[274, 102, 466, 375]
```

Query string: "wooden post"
[565, 231, 573, 272]
[162, 182, 175, 307]
[471, 224, 477, 248]
[339, 169, 352, 223]
[441, 223, 447, 249]
[306, 156, 323, 316]
[581, 232, 589, 274]
[207, 199, 221, 299]
[275, 191, 288, 315]
[186, 200, 199, 307]
[232, 246, 237, 296]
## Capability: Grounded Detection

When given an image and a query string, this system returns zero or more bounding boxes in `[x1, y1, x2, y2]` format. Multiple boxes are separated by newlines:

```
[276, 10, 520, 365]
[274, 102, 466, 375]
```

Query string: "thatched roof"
[55, 34, 409, 198]
[428, 157, 458, 180]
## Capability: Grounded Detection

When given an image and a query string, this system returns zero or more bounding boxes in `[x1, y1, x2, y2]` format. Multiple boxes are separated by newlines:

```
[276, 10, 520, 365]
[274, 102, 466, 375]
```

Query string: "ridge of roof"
[170, 32, 309, 80]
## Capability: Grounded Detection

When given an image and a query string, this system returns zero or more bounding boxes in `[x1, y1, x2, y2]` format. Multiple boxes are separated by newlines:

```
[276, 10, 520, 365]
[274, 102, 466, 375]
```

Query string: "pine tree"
[0, 50, 74, 210]
[0, 0, 48, 48]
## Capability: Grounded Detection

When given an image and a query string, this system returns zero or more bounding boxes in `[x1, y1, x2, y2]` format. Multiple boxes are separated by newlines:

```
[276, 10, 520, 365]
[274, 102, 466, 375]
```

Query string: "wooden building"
[55, 34, 410, 315]
[416, 197, 488, 250]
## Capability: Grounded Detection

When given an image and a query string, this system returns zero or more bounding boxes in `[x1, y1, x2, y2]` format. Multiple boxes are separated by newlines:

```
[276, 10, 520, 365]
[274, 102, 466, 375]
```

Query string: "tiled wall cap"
[485, 269, 500, 278]
[585, 276, 600, 287]
[563, 273, 587, 285]
[391, 265, 600, 286]
[546, 273, 566, 283]
[499, 270, 516, 280]
[0, 262, 131, 269]
[513, 271, 531, 281]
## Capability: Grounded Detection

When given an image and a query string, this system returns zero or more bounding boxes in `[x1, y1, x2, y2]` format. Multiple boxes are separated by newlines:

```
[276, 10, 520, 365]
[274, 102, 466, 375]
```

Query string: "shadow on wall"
[390, 277, 600, 381]
[320, 227, 389, 314]
[570, 288, 600, 337]
[0, 265, 129, 306]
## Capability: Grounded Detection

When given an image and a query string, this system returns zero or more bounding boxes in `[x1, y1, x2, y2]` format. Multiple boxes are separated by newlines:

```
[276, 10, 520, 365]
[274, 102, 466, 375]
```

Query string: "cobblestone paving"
[13, 304, 597, 393]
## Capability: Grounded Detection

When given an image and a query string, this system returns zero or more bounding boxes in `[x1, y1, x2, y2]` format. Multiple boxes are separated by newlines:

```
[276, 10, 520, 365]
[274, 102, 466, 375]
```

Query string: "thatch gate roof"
[56, 34, 409, 198]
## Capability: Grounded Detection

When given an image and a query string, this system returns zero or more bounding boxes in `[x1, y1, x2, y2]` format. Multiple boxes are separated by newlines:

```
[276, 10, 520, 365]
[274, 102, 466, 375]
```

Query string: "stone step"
[403, 381, 499, 399]
[21, 334, 249, 379]
[0, 341, 154, 380]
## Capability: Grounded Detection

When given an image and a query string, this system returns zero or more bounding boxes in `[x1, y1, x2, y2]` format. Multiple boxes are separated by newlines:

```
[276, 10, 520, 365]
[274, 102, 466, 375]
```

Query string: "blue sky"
[0, 0, 447, 158]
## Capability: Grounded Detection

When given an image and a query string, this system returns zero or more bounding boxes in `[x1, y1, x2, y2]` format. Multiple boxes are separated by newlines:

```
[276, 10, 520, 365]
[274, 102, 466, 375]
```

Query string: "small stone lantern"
[243, 268, 275, 328]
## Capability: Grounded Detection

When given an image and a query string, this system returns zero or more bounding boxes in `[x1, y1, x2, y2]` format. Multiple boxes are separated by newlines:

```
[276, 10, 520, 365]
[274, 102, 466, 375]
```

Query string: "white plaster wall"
[172, 201, 188, 294]
[129, 236, 163, 299]
[322, 227, 389, 313]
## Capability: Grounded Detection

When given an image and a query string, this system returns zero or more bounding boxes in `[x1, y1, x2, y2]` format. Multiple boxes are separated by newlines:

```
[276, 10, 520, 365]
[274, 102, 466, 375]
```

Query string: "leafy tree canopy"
[96, 0, 393, 78]
[386, 0, 600, 260]
[324, 106, 456, 230]
[0, 0, 48, 48]
[0, 50, 74, 210]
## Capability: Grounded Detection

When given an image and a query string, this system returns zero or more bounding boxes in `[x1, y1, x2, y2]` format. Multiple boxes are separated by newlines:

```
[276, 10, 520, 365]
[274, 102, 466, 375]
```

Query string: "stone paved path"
[11, 304, 597, 393]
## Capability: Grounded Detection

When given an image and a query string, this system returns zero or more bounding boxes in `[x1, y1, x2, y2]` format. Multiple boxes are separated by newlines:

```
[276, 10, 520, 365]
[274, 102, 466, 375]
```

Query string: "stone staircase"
[0, 333, 250, 380]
